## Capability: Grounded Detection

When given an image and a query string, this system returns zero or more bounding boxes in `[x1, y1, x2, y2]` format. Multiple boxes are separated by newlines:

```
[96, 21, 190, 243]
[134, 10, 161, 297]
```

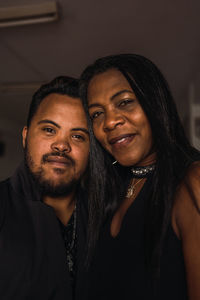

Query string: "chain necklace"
[126, 178, 144, 198]
[59, 204, 77, 280]
[66, 205, 77, 276]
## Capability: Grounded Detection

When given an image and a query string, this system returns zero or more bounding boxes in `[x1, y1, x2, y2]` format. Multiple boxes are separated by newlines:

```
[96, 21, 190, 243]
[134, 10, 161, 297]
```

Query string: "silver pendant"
[126, 185, 136, 198]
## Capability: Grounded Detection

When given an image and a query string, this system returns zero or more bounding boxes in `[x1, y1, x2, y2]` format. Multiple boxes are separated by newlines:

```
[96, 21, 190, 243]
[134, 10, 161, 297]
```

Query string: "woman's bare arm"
[172, 162, 200, 300]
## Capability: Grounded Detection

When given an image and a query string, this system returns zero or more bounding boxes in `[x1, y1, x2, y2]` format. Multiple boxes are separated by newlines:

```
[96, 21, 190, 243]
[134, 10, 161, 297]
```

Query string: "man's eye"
[118, 99, 134, 107]
[90, 111, 103, 120]
[43, 127, 55, 134]
[72, 134, 85, 141]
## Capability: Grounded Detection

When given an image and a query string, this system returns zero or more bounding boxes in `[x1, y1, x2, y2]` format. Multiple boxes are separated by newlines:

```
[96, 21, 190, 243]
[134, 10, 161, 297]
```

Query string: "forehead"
[31, 93, 87, 126]
[88, 69, 132, 99]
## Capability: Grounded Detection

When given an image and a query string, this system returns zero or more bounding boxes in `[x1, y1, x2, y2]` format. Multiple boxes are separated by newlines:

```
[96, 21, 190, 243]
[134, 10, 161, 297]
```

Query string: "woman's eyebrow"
[88, 89, 134, 109]
[110, 89, 134, 100]
[88, 103, 101, 109]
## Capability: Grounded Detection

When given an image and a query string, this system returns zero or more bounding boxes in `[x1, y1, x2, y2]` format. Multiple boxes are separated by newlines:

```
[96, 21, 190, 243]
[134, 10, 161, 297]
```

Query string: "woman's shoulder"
[181, 160, 200, 209]
[185, 160, 200, 182]
[172, 160, 200, 239]
[172, 161, 200, 299]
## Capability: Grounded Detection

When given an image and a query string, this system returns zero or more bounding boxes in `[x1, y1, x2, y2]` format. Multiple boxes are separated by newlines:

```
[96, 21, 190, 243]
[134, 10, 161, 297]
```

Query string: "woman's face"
[87, 68, 155, 167]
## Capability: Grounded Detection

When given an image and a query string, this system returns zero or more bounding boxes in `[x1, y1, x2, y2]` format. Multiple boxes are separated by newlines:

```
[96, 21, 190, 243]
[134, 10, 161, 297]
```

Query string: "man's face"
[22, 93, 89, 196]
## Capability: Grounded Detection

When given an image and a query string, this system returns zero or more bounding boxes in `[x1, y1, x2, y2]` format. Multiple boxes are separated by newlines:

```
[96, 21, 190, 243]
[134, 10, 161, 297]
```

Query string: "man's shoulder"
[0, 179, 10, 226]
[0, 178, 10, 186]
[0, 178, 11, 195]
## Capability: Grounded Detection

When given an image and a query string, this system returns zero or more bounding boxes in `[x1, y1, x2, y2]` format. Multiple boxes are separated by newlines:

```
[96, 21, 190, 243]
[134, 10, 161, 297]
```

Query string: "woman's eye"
[118, 99, 134, 107]
[90, 111, 103, 120]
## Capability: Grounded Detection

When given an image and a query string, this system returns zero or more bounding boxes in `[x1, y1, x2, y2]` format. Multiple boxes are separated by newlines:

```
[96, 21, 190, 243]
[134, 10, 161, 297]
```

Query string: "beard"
[24, 144, 79, 198]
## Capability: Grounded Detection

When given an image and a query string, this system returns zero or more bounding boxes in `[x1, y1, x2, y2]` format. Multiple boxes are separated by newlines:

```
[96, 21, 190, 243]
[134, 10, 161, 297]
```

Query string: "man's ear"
[22, 126, 28, 148]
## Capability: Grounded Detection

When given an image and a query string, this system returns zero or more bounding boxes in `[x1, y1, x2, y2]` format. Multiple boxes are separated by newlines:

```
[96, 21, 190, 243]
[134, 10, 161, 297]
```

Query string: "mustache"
[42, 152, 75, 166]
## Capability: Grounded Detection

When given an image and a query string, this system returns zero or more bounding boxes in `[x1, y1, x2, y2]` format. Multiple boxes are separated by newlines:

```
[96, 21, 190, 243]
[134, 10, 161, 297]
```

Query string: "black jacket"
[0, 162, 88, 299]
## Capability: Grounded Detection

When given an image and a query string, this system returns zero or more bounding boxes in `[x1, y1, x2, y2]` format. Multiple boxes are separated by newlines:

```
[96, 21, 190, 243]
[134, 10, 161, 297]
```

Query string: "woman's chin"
[113, 157, 135, 167]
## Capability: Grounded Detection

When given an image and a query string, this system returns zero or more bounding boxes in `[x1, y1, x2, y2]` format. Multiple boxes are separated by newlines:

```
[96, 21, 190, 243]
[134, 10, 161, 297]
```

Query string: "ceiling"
[0, 0, 200, 128]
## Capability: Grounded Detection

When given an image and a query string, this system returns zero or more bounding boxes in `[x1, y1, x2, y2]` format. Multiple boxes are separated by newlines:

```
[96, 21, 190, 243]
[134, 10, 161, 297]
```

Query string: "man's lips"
[109, 134, 136, 145]
[45, 156, 72, 166]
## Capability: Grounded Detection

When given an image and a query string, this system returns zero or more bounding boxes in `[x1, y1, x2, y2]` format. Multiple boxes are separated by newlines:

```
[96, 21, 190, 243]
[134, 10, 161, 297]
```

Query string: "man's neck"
[43, 192, 76, 226]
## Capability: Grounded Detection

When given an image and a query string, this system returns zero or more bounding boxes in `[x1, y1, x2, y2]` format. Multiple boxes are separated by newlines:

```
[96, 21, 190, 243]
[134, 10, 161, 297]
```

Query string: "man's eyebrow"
[37, 121, 89, 135]
[71, 128, 89, 135]
[110, 89, 134, 100]
[37, 120, 61, 128]
[88, 89, 134, 109]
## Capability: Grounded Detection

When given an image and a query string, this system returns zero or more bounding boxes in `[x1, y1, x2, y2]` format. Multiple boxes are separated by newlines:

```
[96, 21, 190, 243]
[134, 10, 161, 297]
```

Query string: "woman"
[80, 54, 200, 299]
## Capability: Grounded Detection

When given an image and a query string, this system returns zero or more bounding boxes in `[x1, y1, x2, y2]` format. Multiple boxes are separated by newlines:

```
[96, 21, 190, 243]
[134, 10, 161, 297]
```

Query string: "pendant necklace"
[126, 178, 144, 198]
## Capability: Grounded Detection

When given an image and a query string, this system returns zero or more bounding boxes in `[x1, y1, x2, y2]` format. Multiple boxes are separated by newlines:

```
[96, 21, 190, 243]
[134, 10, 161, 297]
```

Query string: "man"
[0, 76, 89, 299]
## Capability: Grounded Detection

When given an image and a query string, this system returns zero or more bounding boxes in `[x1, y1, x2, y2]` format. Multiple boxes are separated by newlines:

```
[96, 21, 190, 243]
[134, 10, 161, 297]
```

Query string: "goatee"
[24, 144, 78, 197]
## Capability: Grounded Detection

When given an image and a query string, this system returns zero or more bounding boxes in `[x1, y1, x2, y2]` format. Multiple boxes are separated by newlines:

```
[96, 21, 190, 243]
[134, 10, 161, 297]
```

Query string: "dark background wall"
[0, 0, 200, 180]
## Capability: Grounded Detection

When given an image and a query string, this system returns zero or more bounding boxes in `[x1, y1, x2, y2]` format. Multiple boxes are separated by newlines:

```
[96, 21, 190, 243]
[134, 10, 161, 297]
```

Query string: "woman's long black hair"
[79, 54, 200, 279]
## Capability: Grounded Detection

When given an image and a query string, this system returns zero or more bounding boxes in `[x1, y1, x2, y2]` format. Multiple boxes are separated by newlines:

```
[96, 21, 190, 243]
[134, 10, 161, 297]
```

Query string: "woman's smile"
[88, 68, 155, 167]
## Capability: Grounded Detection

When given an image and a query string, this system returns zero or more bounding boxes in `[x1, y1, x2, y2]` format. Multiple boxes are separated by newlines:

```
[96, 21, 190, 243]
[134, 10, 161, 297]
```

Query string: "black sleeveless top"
[88, 176, 188, 300]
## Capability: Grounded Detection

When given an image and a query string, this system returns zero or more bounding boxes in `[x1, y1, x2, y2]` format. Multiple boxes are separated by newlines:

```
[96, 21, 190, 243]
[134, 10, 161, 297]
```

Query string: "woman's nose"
[103, 110, 125, 131]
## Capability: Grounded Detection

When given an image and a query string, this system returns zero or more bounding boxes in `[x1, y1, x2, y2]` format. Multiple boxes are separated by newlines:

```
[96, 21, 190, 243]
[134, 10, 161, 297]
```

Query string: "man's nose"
[51, 138, 71, 153]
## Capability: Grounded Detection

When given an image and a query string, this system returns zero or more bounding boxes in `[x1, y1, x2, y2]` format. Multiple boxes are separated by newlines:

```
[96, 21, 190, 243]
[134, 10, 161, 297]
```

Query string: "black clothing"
[88, 176, 188, 299]
[58, 210, 77, 285]
[0, 162, 88, 300]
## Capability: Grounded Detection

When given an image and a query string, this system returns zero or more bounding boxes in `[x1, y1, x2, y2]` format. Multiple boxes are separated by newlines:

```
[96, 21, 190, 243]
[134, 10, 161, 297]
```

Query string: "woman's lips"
[109, 134, 136, 149]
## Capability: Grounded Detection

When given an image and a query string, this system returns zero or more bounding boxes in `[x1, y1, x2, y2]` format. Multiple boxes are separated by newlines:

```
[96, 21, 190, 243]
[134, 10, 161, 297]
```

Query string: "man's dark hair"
[80, 54, 200, 278]
[27, 76, 79, 127]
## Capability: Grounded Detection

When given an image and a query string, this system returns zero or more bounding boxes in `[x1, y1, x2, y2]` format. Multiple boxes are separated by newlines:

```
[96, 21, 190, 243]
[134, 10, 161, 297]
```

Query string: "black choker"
[131, 164, 155, 178]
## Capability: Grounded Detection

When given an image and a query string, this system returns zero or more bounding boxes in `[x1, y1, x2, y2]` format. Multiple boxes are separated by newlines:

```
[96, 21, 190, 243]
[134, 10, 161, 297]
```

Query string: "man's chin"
[25, 159, 77, 197]
[49, 166, 69, 175]
[30, 170, 77, 197]
[43, 173, 73, 187]
[41, 180, 76, 197]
